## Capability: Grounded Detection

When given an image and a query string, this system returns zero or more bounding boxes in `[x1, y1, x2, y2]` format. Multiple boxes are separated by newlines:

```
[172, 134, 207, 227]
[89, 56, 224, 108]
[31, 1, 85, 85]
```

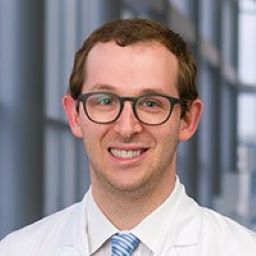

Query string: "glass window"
[170, 0, 195, 20]
[222, 0, 238, 67]
[200, 0, 219, 47]
[237, 93, 256, 229]
[239, 0, 256, 85]
[197, 63, 219, 206]
[238, 93, 256, 144]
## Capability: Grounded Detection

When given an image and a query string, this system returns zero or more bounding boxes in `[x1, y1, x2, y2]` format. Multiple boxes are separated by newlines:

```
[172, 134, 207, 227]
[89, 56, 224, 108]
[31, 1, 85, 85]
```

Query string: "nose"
[113, 102, 142, 138]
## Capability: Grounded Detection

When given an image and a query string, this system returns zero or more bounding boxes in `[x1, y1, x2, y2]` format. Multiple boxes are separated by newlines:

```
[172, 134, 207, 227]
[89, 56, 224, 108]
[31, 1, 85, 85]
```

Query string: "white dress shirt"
[87, 177, 187, 255]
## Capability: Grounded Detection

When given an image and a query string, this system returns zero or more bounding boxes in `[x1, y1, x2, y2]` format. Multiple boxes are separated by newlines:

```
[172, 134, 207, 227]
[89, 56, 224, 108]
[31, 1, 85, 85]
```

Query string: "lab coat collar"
[53, 194, 90, 256]
[171, 183, 202, 247]
[54, 178, 202, 255]
[132, 177, 202, 253]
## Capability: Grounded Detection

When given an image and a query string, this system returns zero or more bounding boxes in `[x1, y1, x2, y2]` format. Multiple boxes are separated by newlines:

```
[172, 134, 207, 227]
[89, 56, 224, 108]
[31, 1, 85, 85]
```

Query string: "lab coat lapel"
[53, 193, 90, 256]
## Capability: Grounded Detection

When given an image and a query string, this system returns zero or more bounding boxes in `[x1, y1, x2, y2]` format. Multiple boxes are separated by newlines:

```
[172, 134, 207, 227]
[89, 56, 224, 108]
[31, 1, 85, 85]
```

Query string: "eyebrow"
[88, 83, 173, 96]
[89, 84, 117, 92]
[139, 88, 168, 95]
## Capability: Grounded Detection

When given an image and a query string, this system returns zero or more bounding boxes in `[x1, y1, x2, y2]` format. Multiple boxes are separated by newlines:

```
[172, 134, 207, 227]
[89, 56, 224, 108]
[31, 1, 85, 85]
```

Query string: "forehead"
[84, 41, 179, 95]
[87, 41, 177, 63]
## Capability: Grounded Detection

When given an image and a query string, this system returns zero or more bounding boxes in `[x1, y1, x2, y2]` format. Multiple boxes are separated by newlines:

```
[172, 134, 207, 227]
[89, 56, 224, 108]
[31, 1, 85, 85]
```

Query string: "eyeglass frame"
[76, 92, 188, 126]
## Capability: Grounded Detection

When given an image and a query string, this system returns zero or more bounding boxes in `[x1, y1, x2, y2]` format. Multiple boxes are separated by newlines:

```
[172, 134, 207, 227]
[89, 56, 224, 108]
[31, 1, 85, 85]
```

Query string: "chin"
[108, 175, 154, 195]
[110, 182, 141, 192]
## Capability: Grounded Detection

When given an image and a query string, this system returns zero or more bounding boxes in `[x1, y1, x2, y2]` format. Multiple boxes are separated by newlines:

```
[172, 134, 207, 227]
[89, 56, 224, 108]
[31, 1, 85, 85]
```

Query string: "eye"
[91, 94, 116, 106]
[87, 93, 118, 110]
[97, 95, 113, 105]
[137, 95, 170, 113]
[139, 97, 164, 109]
[143, 100, 160, 108]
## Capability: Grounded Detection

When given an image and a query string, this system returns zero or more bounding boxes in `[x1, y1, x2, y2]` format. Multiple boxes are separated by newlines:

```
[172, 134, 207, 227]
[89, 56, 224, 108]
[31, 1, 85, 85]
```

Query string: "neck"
[91, 174, 176, 230]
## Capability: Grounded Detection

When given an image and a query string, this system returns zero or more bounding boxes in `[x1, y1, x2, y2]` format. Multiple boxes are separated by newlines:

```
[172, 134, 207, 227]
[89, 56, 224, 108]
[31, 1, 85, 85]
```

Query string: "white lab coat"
[1, 186, 256, 256]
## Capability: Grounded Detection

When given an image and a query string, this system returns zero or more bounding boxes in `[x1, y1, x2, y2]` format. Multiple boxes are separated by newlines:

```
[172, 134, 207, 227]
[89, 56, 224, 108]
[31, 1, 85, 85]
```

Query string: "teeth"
[110, 148, 142, 159]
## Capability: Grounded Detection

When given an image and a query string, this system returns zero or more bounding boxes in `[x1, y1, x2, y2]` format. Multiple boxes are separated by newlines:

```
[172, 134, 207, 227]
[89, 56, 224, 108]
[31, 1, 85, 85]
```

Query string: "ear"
[62, 95, 83, 138]
[179, 99, 203, 142]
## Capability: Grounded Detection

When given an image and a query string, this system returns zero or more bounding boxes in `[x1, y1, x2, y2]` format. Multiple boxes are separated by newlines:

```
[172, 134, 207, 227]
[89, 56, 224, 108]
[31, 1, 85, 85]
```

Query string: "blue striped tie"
[111, 233, 140, 256]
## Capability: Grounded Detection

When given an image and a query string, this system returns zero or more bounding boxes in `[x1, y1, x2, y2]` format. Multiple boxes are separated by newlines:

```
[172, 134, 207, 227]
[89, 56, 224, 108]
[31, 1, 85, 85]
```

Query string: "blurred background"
[0, 0, 256, 239]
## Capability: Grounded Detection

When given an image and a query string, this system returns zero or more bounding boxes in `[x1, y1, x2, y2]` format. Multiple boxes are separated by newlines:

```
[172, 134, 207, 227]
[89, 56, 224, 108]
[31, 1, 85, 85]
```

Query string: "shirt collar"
[86, 188, 118, 254]
[86, 176, 201, 254]
[130, 176, 182, 253]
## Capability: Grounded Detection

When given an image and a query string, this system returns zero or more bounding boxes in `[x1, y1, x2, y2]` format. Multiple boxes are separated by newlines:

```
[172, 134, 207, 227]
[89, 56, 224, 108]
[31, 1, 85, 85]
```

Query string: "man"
[0, 18, 256, 256]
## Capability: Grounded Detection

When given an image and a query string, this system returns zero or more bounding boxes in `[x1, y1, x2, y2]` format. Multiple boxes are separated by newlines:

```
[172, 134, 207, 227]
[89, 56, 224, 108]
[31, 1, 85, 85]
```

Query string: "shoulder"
[200, 207, 256, 238]
[0, 202, 81, 255]
[199, 207, 256, 253]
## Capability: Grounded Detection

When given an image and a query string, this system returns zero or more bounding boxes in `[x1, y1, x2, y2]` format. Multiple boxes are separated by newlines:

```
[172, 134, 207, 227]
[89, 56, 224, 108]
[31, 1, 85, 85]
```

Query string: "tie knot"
[111, 233, 140, 256]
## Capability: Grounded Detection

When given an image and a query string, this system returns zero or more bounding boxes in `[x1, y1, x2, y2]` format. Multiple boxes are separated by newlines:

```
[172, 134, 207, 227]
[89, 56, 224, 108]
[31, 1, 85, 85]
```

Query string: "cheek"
[157, 134, 178, 153]
[154, 121, 180, 143]
[152, 125, 180, 154]
[79, 122, 109, 153]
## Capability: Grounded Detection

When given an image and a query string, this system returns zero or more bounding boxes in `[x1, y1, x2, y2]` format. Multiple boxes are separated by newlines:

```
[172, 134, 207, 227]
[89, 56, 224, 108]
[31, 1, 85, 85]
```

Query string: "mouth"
[108, 147, 148, 160]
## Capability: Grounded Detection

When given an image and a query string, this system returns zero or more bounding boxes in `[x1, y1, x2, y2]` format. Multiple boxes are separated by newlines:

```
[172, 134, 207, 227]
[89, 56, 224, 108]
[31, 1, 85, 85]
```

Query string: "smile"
[109, 148, 147, 159]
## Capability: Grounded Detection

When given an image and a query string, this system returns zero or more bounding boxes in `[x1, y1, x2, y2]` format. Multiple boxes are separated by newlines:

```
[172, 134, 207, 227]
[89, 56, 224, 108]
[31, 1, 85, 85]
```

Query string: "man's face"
[64, 41, 202, 196]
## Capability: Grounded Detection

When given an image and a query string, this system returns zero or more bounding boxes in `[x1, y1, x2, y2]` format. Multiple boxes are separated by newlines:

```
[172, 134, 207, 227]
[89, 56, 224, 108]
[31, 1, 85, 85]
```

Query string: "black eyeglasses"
[76, 92, 187, 125]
